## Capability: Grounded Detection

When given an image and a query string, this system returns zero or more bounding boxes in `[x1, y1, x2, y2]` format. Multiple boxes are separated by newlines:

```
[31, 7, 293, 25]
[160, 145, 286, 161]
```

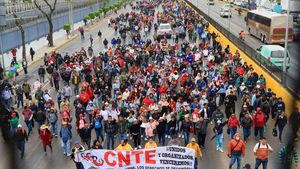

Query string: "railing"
[184, 0, 300, 97]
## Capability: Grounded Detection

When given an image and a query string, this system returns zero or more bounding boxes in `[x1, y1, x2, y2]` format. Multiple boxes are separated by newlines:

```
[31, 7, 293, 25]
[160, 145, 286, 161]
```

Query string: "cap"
[40, 124, 48, 130]
[149, 117, 153, 120]
[191, 138, 196, 142]
[74, 141, 80, 145]
[18, 124, 22, 128]
[217, 120, 221, 124]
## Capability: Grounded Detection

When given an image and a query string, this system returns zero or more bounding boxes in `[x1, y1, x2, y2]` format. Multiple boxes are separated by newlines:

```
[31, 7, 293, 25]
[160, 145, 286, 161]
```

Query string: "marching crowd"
[1, 0, 300, 169]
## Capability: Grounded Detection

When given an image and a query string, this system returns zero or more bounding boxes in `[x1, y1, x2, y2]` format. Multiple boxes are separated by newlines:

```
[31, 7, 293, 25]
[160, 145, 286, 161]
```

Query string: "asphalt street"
[188, 0, 300, 92]
[0, 2, 290, 169]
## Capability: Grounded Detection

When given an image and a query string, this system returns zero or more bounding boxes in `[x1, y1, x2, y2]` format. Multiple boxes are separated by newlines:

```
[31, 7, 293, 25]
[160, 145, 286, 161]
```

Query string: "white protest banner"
[79, 146, 195, 169]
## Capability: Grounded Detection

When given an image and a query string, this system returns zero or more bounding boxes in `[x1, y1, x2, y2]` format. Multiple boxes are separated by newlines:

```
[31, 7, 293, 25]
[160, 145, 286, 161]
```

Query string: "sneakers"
[144, 138, 147, 141]
[219, 149, 224, 153]
[67, 154, 71, 157]
[134, 148, 137, 150]
[138, 145, 142, 149]
[216, 148, 219, 151]
[167, 135, 170, 139]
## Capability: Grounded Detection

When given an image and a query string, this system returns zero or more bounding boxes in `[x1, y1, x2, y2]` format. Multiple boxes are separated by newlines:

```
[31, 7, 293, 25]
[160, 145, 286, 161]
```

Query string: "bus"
[245, 10, 294, 44]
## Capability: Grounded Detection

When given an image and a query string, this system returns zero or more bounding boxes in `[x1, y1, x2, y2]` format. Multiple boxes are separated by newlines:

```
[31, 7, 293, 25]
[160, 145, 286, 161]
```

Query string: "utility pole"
[68, 0, 74, 34]
[0, 0, 6, 72]
[283, 0, 290, 87]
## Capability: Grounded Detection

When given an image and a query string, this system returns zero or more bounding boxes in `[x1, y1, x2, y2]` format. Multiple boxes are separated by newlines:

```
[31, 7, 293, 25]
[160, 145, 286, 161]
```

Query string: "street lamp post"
[68, 0, 74, 35]
[228, 1, 231, 33]
[283, 0, 290, 87]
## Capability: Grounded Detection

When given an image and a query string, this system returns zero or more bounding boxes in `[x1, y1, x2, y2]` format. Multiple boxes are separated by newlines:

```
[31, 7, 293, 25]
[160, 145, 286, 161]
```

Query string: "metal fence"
[184, 0, 300, 97]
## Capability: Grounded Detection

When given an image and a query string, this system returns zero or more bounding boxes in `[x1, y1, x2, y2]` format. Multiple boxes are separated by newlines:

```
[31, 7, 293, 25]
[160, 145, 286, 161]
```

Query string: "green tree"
[33, 0, 58, 47]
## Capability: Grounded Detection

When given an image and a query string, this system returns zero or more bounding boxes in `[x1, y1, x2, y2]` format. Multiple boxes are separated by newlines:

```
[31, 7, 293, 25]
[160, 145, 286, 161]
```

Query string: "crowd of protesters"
[1, 0, 300, 169]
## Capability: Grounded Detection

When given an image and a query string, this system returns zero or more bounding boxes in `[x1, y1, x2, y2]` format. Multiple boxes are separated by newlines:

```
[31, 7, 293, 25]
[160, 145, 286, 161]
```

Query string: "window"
[271, 51, 284, 58]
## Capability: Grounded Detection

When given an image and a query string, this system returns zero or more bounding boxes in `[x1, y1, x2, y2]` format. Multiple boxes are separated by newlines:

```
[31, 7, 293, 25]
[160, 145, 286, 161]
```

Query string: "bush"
[63, 24, 71, 31]
[84, 16, 90, 20]
[94, 11, 100, 17]
[88, 12, 95, 19]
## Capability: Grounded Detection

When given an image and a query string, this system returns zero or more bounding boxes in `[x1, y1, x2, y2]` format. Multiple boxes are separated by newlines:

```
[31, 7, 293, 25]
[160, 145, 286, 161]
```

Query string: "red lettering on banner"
[132, 151, 143, 164]
[104, 151, 116, 166]
[145, 149, 156, 164]
[118, 151, 131, 167]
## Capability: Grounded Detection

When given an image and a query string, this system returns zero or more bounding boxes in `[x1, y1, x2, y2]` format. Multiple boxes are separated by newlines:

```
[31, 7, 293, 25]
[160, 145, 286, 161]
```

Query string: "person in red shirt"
[142, 93, 155, 108]
[228, 133, 246, 169]
[11, 48, 17, 63]
[22, 106, 33, 136]
[227, 113, 240, 139]
[253, 107, 267, 139]
[39, 125, 53, 154]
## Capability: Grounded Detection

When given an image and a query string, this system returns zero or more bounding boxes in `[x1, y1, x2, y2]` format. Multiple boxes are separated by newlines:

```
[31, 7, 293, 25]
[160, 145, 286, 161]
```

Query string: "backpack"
[257, 142, 269, 149]
[94, 119, 101, 129]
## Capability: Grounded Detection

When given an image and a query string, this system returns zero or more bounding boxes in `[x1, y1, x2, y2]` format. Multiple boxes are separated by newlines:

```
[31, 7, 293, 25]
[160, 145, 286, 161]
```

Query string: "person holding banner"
[115, 139, 133, 151]
[104, 116, 117, 150]
[91, 139, 103, 149]
[187, 138, 203, 169]
[145, 137, 157, 149]
[70, 141, 85, 169]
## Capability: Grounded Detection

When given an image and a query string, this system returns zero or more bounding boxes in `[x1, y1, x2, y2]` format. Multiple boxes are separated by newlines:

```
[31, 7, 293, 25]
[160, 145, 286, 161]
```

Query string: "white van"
[220, 5, 232, 17]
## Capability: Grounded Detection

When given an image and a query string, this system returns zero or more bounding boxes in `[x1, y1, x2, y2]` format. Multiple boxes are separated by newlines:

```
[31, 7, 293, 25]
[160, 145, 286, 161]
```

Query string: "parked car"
[239, 1, 249, 8]
[157, 23, 173, 38]
[234, 0, 242, 6]
[207, 0, 215, 5]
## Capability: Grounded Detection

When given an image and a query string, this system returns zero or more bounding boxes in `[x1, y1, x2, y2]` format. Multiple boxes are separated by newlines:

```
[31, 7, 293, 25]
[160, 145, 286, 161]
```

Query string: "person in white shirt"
[33, 78, 42, 91]
[70, 141, 85, 169]
[122, 88, 130, 101]
[253, 137, 273, 169]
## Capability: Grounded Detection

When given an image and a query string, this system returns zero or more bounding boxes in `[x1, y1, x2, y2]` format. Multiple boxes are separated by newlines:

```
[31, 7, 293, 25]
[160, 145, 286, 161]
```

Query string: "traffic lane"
[190, 0, 300, 81]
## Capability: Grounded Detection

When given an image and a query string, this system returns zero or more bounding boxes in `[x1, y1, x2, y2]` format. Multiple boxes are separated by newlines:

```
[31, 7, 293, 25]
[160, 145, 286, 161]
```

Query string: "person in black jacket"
[104, 116, 117, 149]
[129, 118, 142, 149]
[274, 111, 287, 142]
[168, 116, 177, 138]
[14, 124, 28, 159]
[240, 112, 252, 142]
[79, 122, 93, 149]
[195, 117, 209, 149]
[289, 108, 300, 141]
[156, 117, 166, 146]
[181, 115, 192, 146]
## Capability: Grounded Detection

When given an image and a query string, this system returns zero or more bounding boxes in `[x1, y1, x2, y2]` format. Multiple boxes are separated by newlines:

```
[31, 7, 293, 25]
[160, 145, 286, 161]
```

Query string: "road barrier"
[184, 0, 299, 115]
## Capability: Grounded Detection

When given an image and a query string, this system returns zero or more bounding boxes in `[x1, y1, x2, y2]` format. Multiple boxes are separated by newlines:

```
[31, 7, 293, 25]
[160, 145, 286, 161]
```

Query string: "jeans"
[183, 131, 190, 146]
[215, 134, 223, 150]
[194, 158, 198, 169]
[25, 120, 32, 136]
[119, 133, 127, 143]
[158, 133, 166, 146]
[39, 75, 45, 83]
[16, 141, 25, 159]
[229, 154, 242, 169]
[254, 127, 264, 139]
[278, 126, 284, 142]
[255, 158, 268, 169]
[75, 162, 84, 169]
[17, 99, 24, 108]
[230, 127, 238, 139]
[243, 128, 251, 140]
[83, 138, 91, 149]
[61, 139, 71, 155]
[133, 134, 141, 148]
[95, 128, 104, 141]
[106, 133, 114, 149]
[51, 122, 58, 135]
[74, 84, 79, 95]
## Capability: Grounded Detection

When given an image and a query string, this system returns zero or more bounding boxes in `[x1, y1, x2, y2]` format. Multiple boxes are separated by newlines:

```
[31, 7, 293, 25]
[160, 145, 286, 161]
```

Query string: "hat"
[191, 138, 196, 142]
[149, 117, 153, 120]
[40, 124, 49, 130]
[217, 120, 221, 124]
[74, 141, 80, 145]
[105, 102, 109, 105]
[241, 82, 245, 86]
[18, 124, 22, 128]
[243, 105, 247, 108]
[76, 95, 79, 98]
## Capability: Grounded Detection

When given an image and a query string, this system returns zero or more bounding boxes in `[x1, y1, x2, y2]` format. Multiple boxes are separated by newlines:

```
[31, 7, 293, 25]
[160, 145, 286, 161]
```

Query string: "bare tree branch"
[33, 0, 50, 19]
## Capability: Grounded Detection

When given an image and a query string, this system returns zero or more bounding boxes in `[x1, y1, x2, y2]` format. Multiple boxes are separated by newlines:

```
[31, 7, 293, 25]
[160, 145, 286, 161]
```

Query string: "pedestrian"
[115, 139, 133, 150]
[213, 119, 227, 152]
[253, 137, 273, 169]
[156, 117, 167, 146]
[16, 84, 24, 108]
[71, 141, 85, 169]
[240, 112, 252, 142]
[92, 139, 103, 149]
[39, 124, 53, 154]
[52, 68, 60, 91]
[195, 117, 209, 149]
[2, 85, 13, 110]
[289, 108, 300, 141]
[71, 71, 81, 95]
[34, 109, 46, 132]
[117, 115, 128, 143]
[79, 27, 84, 39]
[11, 48, 17, 63]
[38, 65, 46, 83]
[181, 115, 192, 146]
[9, 110, 19, 133]
[145, 117, 158, 140]
[14, 124, 28, 159]
[89, 34, 93, 47]
[79, 122, 93, 149]
[253, 107, 267, 139]
[22, 80, 31, 99]
[60, 122, 72, 156]
[228, 133, 246, 169]
[186, 138, 203, 169]
[129, 118, 142, 149]
[22, 106, 33, 136]
[47, 107, 58, 136]
[168, 134, 182, 146]
[103, 38, 108, 48]
[274, 111, 287, 142]
[144, 137, 157, 149]
[97, 30, 102, 39]
[30, 47, 35, 61]
[22, 59, 28, 74]
[104, 115, 117, 149]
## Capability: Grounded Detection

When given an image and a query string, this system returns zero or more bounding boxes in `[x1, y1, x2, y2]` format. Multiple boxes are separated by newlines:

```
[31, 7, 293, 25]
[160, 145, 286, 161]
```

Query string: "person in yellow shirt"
[144, 137, 157, 149]
[115, 139, 133, 151]
[186, 138, 203, 169]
